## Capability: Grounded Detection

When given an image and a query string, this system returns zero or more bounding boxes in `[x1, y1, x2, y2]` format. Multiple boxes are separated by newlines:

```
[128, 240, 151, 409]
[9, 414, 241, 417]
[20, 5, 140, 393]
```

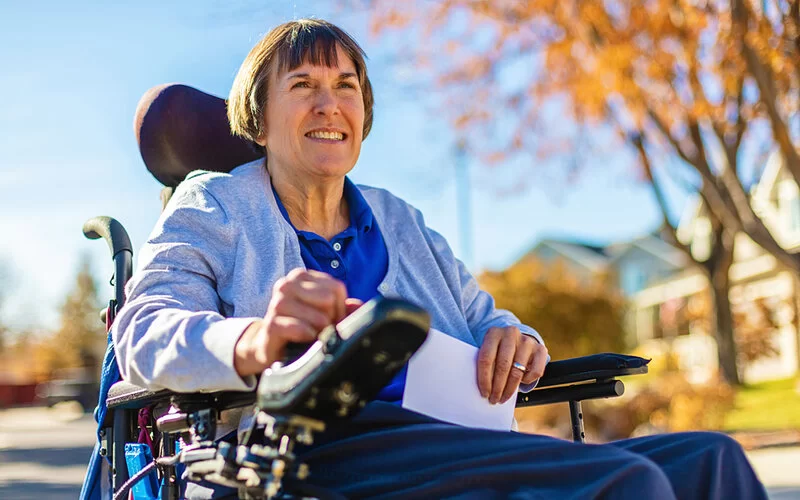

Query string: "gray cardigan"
[113, 160, 544, 393]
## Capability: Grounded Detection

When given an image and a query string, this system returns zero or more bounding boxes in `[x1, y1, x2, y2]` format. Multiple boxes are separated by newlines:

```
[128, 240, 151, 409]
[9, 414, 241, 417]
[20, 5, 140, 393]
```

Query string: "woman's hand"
[234, 269, 362, 377]
[477, 326, 548, 404]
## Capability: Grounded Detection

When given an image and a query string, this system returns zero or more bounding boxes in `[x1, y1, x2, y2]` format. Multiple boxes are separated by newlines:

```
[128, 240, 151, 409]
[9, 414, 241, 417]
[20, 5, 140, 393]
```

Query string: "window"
[620, 264, 647, 295]
[789, 195, 800, 234]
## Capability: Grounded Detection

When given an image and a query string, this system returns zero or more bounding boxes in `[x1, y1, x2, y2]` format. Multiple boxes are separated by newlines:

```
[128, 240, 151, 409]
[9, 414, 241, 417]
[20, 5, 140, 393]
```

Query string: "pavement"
[0, 404, 96, 500]
[0, 405, 799, 499]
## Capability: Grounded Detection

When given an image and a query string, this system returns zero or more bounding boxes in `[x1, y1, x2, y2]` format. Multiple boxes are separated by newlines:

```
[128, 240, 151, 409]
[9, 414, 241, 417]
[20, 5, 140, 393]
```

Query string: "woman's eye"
[291, 81, 310, 89]
[338, 82, 357, 89]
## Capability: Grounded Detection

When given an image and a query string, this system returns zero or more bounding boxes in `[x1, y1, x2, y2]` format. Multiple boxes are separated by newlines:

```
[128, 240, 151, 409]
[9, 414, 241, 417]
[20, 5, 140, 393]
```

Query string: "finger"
[331, 279, 347, 322]
[303, 269, 334, 280]
[279, 276, 339, 320]
[301, 273, 347, 322]
[265, 315, 318, 361]
[344, 298, 364, 316]
[490, 332, 518, 404]
[269, 315, 318, 342]
[272, 297, 331, 332]
[499, 337, 534, 404]
[477, 329, 501, 398]
[523, 345, 548, 384]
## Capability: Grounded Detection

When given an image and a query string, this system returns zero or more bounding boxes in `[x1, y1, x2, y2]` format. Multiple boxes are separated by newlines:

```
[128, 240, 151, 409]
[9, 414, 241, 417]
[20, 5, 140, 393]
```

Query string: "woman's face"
[258, 44, 365, 182]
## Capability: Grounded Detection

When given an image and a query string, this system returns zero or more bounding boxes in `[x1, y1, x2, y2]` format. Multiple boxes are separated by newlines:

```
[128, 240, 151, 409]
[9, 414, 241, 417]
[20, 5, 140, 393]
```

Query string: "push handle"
[83, 216, 134, 315]
[83, 216, 134, 258]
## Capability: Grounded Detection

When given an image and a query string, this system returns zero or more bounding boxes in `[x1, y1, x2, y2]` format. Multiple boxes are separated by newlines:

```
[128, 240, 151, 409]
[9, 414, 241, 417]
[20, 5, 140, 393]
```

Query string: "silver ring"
[512, 362, 527, 372]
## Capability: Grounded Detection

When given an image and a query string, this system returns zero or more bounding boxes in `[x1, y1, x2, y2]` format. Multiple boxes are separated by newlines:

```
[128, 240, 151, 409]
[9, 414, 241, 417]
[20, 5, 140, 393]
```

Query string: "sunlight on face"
[259, 44, 365, 182]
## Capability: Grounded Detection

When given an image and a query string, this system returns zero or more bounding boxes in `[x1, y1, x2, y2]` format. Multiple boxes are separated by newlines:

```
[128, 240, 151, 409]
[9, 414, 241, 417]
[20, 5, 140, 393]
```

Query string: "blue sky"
[0, 1, 671, 330]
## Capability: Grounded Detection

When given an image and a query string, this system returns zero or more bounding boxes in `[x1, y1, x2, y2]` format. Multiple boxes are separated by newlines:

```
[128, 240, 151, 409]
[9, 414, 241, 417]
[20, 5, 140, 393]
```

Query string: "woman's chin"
[303, 159, 356, 179]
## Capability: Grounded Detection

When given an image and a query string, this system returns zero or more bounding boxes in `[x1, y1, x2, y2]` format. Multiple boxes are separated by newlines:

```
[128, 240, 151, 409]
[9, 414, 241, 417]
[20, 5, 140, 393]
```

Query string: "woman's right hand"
[234, 269, 362, 377]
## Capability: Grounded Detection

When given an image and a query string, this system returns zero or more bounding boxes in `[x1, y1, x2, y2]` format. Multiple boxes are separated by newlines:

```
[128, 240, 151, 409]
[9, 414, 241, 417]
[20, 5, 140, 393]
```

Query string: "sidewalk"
[746, 446, 800, 499]
[0, 405, 96, 500]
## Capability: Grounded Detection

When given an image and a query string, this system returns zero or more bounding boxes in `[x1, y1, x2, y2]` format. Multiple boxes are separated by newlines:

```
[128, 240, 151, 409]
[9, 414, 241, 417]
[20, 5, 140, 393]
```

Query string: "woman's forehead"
[275, 40, 355, 74]
[276, 45, 357, 77]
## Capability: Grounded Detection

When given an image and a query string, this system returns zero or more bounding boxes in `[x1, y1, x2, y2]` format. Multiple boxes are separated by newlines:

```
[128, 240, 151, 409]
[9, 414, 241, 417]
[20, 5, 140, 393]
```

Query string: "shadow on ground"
[0, 480, 83, 500]
[0, 444, 93, 499]
[0, 445, 94, 469]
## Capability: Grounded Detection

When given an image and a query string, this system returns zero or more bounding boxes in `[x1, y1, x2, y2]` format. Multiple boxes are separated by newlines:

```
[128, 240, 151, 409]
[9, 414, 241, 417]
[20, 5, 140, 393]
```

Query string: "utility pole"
[455, 139, 474, 270]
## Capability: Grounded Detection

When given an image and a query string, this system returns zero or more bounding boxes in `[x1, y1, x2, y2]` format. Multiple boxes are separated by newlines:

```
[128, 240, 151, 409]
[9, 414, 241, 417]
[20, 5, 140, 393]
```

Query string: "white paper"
[402, 328, 515, 431]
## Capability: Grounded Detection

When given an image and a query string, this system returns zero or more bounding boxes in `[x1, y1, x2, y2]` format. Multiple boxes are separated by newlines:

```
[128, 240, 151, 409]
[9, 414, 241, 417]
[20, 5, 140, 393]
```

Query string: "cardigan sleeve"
[113, 179, 259, 392]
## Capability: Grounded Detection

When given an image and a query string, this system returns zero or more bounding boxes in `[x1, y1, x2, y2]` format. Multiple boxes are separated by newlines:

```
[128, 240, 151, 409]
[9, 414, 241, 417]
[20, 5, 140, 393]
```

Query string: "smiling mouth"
[305, 130, 347, 141]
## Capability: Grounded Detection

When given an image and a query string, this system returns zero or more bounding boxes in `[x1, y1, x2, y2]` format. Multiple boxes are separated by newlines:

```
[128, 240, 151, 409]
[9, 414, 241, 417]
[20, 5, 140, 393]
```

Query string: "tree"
[40, 254, 106, 378]
[0, 260, 15, 354]
[686, 291, 786, 364]
[364, 0, 800, 385]
[479, 258, 627, 360]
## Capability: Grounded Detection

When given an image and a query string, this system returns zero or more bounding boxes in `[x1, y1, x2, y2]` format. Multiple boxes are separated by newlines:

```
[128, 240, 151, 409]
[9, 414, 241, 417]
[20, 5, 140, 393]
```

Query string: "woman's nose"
[313, 89, 339, 116]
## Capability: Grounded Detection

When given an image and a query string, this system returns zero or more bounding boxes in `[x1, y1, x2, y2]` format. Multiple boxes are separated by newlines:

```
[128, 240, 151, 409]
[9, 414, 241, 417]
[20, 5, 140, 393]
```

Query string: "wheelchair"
[80, 84, 650, 500]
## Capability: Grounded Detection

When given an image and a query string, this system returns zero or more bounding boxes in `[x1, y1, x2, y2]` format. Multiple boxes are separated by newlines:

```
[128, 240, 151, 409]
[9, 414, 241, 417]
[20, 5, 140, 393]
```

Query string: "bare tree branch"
[734, 78, 747, 155]
[647, 109, 699, 167]
[732, 0, 800, 184]
[629, 132, 697, 262]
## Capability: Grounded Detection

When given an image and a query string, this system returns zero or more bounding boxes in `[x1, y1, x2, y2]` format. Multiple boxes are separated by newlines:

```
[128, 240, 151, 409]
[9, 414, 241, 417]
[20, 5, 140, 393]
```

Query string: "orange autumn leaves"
[365, 0, 798, 172]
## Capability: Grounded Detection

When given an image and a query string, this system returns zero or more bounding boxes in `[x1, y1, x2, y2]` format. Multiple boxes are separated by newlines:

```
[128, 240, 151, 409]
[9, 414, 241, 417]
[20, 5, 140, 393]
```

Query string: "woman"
[115, 19, 765, 499]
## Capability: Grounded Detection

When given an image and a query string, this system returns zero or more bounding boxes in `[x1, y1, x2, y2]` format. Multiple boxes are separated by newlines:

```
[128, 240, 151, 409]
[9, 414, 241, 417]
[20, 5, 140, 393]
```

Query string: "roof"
[524, 230, 688, 273]
[525, 239, 610, 271]
[607, 232, 687, 266]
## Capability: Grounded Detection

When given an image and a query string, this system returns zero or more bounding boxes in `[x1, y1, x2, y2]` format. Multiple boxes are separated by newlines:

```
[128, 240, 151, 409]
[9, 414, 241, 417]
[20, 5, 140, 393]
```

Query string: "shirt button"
[331, 259, 340, 269]
[379, 283, 388, 292]
[333, 242, 342, 252]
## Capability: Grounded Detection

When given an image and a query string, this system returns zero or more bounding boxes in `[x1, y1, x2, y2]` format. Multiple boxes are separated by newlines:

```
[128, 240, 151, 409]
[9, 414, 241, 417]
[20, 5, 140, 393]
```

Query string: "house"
[629, 151, 800, 384]
[523, 234, 688, 300]
[521, 151, 800, 384]
[525, 234, 692, 351]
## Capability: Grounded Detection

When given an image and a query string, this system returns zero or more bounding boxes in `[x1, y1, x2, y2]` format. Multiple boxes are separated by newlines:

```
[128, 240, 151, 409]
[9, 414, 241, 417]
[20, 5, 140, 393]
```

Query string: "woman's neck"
[269, 167, 350, 241]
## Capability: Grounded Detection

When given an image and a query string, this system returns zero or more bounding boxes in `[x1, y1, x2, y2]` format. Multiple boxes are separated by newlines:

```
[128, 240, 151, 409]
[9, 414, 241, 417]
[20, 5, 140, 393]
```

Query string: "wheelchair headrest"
[134, 84, 264, 187]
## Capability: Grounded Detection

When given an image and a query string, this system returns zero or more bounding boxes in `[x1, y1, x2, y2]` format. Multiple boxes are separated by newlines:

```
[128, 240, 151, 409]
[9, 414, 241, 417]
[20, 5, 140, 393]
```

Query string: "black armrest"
[106, 381, 172, 409]
[106, 381, 256, 411]
[536, 353, 650, 388]
[516, 353, 649, 408]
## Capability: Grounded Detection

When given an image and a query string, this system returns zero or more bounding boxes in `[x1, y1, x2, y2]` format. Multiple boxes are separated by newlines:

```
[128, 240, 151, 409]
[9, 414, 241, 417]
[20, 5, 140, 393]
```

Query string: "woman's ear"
[254, 112, 269, 146]
[255, 123, 268, 146]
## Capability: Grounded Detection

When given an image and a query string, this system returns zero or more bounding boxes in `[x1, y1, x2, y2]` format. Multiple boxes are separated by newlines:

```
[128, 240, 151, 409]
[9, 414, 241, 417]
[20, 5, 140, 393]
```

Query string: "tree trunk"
[634, 137, 742, 385]
[708, 227, 740, 386]
[710, 271, 740, 385]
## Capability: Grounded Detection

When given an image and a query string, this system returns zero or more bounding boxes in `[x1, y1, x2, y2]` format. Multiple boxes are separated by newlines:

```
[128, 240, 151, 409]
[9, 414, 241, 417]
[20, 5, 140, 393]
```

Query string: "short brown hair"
[227, 19, 374, 144]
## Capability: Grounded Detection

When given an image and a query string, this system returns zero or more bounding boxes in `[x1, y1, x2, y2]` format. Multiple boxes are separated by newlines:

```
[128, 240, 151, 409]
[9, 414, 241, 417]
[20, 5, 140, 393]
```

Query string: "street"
[1, 406, 798, 499]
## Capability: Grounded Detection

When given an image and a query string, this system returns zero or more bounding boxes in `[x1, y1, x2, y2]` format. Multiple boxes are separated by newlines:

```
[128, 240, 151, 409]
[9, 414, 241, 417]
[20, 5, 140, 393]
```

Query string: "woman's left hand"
[477, 326, 548, 405]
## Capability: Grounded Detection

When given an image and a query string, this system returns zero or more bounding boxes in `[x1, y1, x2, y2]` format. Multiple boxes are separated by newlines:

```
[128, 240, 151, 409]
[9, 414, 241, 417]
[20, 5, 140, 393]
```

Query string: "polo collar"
[343, 177, 374, 233]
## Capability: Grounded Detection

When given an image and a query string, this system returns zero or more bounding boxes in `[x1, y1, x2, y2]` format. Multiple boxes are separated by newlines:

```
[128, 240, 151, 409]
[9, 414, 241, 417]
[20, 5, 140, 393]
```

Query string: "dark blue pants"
[185, 402, 767, 499]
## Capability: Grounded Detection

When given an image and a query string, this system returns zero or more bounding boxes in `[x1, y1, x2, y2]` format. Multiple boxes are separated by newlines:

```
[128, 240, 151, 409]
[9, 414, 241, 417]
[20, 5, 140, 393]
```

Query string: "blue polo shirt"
[272, 177, 405, 402]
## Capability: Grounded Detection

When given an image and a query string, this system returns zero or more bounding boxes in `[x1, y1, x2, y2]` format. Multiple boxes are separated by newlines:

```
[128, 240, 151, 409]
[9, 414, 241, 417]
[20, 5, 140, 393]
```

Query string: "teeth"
[307, 130, 344, 141]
